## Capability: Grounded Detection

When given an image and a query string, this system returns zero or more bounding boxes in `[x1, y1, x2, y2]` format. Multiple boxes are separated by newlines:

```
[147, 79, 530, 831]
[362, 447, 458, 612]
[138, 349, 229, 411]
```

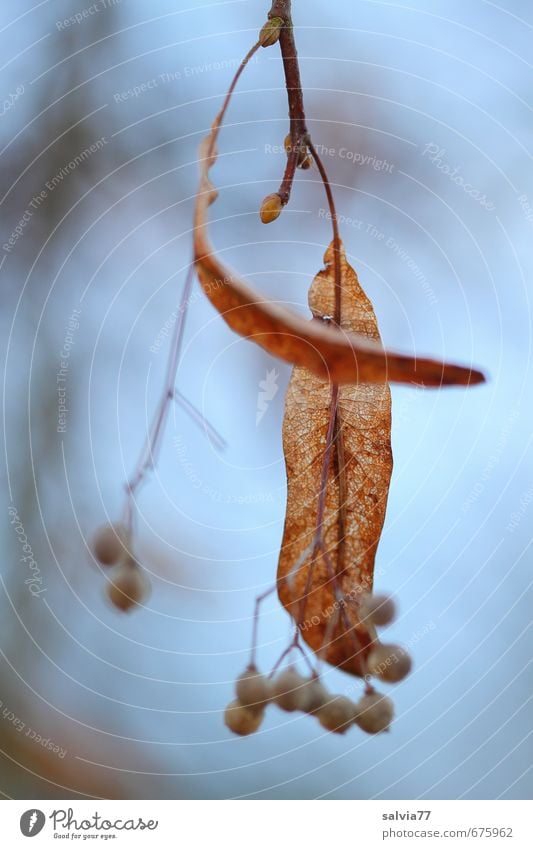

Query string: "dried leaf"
[277, 242, 393, 677]
[193, 128, 485, 388]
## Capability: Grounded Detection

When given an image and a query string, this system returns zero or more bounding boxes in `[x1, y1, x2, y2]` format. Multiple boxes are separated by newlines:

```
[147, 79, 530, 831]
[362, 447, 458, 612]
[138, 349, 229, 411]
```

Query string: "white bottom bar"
[1, 800, 531, 847]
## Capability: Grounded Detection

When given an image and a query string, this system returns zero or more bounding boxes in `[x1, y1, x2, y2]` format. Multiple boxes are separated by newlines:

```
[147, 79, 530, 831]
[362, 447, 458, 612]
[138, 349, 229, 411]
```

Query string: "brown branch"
[267, 2, 342, 322]
[269, 0, 308, 137]
[269, 0, 309, 206]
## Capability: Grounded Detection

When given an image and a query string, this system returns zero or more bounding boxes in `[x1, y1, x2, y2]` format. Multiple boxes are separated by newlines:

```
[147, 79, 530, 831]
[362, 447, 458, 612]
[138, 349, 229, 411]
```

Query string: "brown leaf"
[193, 127, 485, 388]
[277, 242, 393, 677]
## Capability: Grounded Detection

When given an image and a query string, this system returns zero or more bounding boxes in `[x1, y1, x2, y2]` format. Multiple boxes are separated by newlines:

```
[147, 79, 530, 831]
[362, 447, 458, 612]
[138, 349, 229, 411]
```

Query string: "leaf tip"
[443, 364, 487, 387]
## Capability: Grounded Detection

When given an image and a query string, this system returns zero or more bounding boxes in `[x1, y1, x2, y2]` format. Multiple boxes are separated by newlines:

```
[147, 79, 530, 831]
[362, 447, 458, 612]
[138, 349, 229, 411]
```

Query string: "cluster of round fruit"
[225, 594, 412, 736]
[225, 665, 394, 736]
[91, 523, 150, 611]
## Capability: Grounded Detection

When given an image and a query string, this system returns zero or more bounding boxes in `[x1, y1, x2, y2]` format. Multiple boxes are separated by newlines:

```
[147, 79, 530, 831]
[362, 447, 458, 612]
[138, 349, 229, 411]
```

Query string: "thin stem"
[293, 383, 338, 630]
[122, 44, 263, 532]
[306, 137, 342, 324]
[250, 584, 277, 668]
[173, 390, 226, 451]
[334, 409, 348, 578]
[123, 261, 195, 531]
[319, 544, 367, 678]
[316, 602, 340, 670]
[250, 581, 316, 676]
[268, 633, 316, 679]
[293, 641, 316, 675]
[314, 384, 339, 532]
[205, 41, 261, 163]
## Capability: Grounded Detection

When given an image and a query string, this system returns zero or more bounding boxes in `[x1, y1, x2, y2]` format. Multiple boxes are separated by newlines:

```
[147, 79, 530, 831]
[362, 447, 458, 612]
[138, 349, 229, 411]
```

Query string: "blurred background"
[1, 0, 531, 799]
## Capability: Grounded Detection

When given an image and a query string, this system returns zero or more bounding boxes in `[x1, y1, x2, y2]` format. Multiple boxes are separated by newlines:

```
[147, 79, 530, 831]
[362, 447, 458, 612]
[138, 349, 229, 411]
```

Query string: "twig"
[121, 41, 263, 533]
[270, 0, 308, 205]
[173, 389, 226, 451]
[122, 262, 196, 531]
